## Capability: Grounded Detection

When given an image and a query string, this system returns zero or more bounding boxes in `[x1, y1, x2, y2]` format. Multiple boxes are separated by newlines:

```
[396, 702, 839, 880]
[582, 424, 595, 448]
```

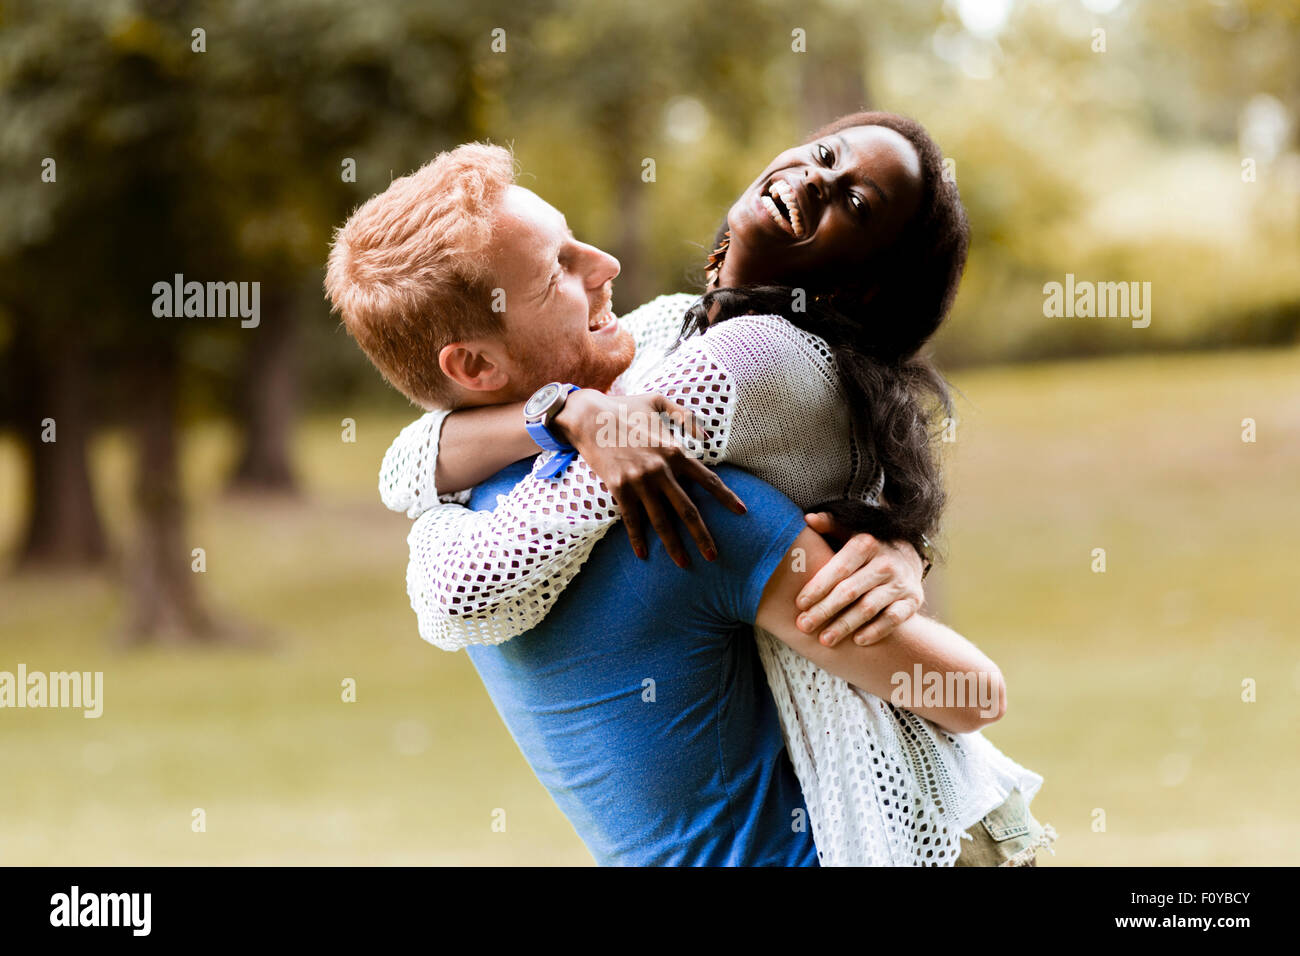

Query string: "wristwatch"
[524, 382, 580, 480]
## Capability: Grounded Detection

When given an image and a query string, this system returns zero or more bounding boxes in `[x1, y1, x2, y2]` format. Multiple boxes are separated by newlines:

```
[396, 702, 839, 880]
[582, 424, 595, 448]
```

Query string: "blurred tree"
[200, 0, 496, 493]
[0, 0, 506, 639]
[2, 270, 106, 568]
[0, 2, 120, 571]
[796, 6, 872, 132]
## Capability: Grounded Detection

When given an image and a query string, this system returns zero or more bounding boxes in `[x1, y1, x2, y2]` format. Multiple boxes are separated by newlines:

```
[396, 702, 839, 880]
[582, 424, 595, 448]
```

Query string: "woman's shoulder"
[648, 312, 842, 411]
[692, 312, 835, 368]
[647, 291, 701, 310]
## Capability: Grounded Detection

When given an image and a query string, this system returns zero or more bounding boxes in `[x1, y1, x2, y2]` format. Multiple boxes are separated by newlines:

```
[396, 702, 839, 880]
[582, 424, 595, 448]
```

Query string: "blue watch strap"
[525, 418, 571, 452]
[535, 448, 579, 481]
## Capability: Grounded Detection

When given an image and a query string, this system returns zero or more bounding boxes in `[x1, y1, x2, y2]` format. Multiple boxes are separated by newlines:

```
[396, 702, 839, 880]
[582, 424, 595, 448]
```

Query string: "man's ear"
[438, 341, 512, 394]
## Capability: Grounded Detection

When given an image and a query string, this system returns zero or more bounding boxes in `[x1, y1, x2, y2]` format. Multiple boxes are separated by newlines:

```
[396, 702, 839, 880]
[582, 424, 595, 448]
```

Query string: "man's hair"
[325, 142, 515, 408]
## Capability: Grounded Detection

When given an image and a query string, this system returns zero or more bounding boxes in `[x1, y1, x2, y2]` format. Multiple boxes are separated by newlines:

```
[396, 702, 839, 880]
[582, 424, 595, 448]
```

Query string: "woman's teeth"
[762, 178, 804, 237]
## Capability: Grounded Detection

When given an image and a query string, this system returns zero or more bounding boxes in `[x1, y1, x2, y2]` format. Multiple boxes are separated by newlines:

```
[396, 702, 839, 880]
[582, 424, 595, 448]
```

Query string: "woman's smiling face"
[716, 124, 924, 291]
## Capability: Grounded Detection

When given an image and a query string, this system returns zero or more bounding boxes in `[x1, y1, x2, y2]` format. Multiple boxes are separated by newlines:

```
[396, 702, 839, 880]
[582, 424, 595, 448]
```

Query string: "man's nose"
[578, 242, 620, 288]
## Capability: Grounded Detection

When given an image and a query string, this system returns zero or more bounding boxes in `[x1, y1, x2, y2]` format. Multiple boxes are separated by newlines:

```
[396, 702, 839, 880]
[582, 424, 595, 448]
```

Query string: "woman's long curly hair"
[680, 112, 970, 558]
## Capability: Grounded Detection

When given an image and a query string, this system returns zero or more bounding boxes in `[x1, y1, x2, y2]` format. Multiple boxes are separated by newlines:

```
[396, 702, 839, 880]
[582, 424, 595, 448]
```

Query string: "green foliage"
[1, 0, 1297, 407]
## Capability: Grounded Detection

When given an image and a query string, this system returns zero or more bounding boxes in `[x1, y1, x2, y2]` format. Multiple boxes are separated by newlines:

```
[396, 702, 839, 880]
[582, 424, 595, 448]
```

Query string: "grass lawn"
[1, 345, 1296, 865]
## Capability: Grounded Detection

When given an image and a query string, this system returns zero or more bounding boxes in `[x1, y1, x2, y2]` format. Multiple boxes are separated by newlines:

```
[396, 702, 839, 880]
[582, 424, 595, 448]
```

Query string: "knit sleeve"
[403, 453, 621, 650]
[379, 294, 697, 522]
[379, 410, 471, 518]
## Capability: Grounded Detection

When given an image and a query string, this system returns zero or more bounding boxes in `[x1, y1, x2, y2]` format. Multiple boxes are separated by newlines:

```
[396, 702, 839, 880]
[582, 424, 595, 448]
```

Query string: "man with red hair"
[327, 143, 635, 411]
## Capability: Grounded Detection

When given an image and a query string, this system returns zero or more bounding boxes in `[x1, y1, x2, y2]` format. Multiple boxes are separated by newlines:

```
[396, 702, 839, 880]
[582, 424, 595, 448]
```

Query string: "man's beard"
[517, 323, 636, 396]
[507, 288, 637, 397]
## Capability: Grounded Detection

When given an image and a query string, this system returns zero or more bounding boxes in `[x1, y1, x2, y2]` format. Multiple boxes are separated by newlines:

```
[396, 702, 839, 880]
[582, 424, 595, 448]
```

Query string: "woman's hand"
[794, 512, 925, 647]
[554, 389, 746, 567]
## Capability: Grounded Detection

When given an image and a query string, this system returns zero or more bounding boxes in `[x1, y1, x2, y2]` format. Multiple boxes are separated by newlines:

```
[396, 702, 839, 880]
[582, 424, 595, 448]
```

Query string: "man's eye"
[817, 143, 833, 165]
[849, 193, 869, 216]
[540, 270, 559, 299]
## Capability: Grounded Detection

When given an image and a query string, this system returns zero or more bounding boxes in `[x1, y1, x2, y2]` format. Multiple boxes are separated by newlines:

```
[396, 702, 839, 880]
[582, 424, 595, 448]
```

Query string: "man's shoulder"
[706, 463, 793, 505]
[693, 465, 805, 545]
[569, 463, 804, 601]
[467, 458, 537, 510]
[676, 464, 808, 626]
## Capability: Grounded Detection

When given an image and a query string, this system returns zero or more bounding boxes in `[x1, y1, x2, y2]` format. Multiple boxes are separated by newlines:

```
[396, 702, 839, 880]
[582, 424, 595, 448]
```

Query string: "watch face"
[524, 382, 561, 420]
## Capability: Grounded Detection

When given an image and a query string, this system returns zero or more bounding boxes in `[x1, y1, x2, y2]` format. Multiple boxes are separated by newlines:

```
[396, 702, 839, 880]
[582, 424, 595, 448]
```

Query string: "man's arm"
[433, 401, 536, 493]
[755, 527, 1006, 735]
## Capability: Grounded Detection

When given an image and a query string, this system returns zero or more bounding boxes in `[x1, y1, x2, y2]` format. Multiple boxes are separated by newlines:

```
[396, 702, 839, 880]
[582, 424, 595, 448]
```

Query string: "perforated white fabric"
[754, 631, 1041, 865]
[387, 291, 1042, 866]
[380, 410, 469, 518]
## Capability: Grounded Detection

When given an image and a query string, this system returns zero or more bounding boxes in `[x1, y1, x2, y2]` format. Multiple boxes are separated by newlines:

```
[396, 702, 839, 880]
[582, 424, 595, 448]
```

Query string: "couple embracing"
[325, 111, 1055, 867]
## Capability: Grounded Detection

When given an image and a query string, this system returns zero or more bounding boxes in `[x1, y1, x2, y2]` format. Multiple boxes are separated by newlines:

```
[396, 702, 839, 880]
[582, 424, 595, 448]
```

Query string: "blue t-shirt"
[465, 461, 818, 866]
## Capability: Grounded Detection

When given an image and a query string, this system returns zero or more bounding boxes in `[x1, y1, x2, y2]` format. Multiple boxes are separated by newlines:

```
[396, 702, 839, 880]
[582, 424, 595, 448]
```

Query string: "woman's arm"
[650, 314, 928, 656]
[427, 290, 716, 497]
[425, 391, 745, 563]
[401, 315, 920, 653]
[757, 531, 1004, 735]
[404, 477, 615, 651]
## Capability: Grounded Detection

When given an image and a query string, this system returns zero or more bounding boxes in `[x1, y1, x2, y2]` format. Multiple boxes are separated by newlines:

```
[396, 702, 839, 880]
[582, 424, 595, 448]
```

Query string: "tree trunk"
[228, 290, 298, 493]
[598, 101, 654, 310]
[798, 21, 871, 131]
[124, 345, 214, 644]
[613, 165, 652, 308]
[13, 323, 107, 569]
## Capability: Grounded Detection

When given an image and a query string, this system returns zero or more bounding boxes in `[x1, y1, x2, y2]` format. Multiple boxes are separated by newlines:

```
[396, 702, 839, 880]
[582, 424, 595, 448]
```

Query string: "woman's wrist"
[551, 388, 605, 447]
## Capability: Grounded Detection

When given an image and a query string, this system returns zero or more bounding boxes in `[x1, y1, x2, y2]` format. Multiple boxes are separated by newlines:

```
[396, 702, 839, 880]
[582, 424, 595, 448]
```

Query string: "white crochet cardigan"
[383, 292, 1042, 866]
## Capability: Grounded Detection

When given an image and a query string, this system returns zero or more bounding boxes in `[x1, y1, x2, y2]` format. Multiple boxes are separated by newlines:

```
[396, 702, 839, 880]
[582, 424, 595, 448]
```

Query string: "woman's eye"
[817, 143, 833, 165]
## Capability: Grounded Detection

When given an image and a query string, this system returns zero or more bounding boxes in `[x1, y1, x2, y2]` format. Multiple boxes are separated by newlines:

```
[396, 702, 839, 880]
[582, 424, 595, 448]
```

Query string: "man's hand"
[794, 512, 925, 647]
[554, 389, 746, 568]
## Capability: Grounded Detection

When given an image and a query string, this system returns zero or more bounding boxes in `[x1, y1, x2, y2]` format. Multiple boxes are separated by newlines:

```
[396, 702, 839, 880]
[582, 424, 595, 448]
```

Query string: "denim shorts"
[953, 788, 1056, 867]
